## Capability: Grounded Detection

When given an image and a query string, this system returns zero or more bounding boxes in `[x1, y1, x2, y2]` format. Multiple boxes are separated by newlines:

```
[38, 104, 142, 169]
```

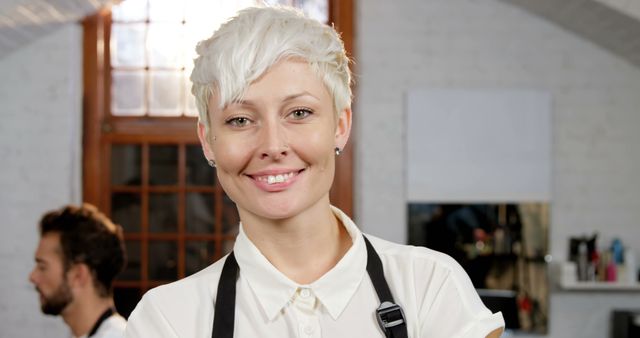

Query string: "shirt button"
[299, 288, 311, 298]
[303, 325, 315, 335]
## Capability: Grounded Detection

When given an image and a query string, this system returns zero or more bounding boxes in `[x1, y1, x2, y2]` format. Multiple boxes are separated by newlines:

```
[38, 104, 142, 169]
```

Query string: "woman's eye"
[226, 117, 251, 127]
[290, 108, 312, 120]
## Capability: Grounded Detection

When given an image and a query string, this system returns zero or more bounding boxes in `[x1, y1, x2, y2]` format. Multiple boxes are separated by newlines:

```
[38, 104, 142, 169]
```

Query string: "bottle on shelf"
[577, 241, 589, 282]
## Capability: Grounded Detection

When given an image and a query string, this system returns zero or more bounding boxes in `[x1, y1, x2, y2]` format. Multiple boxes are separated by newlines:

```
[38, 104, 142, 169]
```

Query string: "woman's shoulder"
[363, 234, 503, 334]
[362, 233, 480, 297]
[144, 255, 227, 303]
[363, 233, 463, 272]
[126, 256, 231, 337]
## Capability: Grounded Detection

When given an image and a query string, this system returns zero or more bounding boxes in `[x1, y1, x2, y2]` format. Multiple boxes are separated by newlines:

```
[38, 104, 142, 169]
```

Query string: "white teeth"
[262, 172, 295, 185]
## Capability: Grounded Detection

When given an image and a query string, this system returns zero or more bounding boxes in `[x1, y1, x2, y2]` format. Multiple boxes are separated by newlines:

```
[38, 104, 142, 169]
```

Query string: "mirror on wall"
[408, 203, 549, 334]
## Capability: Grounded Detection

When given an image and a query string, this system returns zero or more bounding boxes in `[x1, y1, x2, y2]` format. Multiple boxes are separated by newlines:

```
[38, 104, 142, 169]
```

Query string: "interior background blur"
[2, 0, 639, 337]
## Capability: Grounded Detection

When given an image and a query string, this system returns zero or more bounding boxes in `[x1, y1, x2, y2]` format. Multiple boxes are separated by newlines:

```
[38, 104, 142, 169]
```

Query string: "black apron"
[211, 236, 408, 338]
[88, 307, 115, 337]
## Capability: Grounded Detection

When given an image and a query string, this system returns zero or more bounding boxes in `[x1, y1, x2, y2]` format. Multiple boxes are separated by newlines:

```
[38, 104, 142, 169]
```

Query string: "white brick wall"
[0, 23, 82, 337]
[355, 0, 640, 337]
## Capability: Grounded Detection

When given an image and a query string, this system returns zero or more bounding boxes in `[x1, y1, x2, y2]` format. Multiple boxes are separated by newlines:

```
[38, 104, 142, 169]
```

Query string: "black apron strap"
[212, 252, 239, 338]
[88, 307, 115, 337]
[364, 236, 408, 338]
[211, 237, 408, 338]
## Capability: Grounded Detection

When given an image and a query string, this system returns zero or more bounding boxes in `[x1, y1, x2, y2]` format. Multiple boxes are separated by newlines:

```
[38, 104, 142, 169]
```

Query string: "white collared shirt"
[126, 207, 504, 338]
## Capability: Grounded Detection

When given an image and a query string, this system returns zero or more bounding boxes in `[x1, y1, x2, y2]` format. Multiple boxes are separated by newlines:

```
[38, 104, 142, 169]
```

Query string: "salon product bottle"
[612, 238, 624, 264]
[589, 249, 599, 281]
[577, 242, 589, 281]
[599, 251, 610, 282]
[606, 253, 617, 282]
[597, 249, 608, 281]
[624, 248, 637, 284]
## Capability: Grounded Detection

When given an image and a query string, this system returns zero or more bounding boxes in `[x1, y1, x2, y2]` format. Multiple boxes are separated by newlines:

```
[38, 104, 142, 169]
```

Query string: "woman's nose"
[259, 121, 288, 160]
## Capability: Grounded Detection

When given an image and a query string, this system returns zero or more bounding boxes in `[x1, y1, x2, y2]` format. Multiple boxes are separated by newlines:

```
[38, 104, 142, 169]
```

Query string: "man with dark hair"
[29, 203, 127, 338]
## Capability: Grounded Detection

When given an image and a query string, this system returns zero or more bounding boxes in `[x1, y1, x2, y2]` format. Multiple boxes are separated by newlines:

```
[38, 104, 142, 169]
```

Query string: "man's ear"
[66, 263, 92, 289]
[334, 107, 352, 151]
[197, 122, 215, 163]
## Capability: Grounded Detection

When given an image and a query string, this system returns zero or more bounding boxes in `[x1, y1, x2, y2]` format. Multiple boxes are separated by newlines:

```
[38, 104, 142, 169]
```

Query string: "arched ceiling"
[0, 0, 115, 60]
[1, 0, 640, 68]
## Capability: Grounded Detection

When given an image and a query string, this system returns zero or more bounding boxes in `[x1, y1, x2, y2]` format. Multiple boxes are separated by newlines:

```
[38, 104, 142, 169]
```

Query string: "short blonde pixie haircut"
[190, 6, 352, 132]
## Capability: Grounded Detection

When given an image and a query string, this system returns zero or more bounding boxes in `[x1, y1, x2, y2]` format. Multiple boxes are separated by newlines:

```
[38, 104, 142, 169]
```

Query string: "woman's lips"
[248, 169, 304, 191]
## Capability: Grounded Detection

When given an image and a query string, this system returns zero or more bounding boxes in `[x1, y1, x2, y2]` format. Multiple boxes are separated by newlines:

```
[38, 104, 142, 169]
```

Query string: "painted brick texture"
[0, 24, 82, 337]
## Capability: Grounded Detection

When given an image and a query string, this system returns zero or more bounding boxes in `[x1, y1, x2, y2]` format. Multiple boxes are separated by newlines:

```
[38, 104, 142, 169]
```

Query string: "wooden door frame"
[82, 0, 355, 216]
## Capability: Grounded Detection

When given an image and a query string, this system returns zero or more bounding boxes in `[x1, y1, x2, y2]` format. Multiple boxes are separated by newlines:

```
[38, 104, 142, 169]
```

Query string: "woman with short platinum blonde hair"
[126, 6, 505, 338]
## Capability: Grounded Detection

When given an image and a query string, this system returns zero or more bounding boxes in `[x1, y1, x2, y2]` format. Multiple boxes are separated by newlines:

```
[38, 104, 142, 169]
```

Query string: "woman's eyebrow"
[232, 92, 320, 106]
[230, 99, 255, 107]
[283, 91, 319, 102]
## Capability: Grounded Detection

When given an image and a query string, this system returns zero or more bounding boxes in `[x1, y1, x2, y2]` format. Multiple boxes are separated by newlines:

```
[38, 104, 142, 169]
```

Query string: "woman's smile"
[199, 58, 351, 221]
[246, 168, 306, 192]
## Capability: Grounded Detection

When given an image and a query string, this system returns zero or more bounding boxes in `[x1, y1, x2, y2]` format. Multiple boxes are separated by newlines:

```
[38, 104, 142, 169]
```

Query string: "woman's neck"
[239, 202, 352, 284]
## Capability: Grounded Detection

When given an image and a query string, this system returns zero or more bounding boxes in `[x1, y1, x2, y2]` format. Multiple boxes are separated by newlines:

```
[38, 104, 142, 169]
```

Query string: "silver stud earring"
[334, 147, 341, 156]
[207, 159, 216, 168]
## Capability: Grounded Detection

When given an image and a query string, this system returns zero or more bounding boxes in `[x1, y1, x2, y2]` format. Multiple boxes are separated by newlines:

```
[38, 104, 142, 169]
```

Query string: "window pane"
[300, 0, 329, 23]
[264, 0, 328, 22]
[111, 24, 146, 68]
[149, 145, 177, 185]
[149, 0, 185, 22]
[222, 194, 239, 236]
[186, 145, 215, 185]
[183, 22, 213, 63]
[112, 0, 148, 22]
[149, 193, 178, 232]
[184, 72, 198, 117]
[185, 241, 215, 276]
[111, 193, 141, 233]
[186, 193, 214, 234]
[111, 144, 141, 186]
[184, 0, 255, 26]
[148, 23, 185, 68]
[148, 241, 177, 280]
[118, 241, 141, 280]
[149, 70, 182, 116]
[112, 70, 145, 116]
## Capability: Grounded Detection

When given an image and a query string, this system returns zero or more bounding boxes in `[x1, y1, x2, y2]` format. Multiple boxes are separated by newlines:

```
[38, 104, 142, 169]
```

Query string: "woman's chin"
[240, 198, 315, 222]
[253, 203, 300, 221]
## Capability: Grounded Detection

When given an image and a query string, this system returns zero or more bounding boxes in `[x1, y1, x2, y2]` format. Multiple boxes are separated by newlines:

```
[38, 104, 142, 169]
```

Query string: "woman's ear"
[197, 122, 215, 162]
[334, 107, 352, 150]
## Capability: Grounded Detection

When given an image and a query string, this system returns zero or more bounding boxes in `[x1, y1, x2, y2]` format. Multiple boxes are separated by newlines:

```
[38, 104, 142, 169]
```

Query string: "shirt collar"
[233, 206, 367, 321]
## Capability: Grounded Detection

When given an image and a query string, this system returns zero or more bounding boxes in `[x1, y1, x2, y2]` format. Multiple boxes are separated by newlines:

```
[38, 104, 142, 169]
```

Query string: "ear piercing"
[207, 159, 216, 168]
[335, 147, 342, 156]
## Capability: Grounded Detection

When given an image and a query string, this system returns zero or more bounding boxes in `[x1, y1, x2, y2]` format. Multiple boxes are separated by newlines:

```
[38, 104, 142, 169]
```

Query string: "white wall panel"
[406, 89, 551, 202]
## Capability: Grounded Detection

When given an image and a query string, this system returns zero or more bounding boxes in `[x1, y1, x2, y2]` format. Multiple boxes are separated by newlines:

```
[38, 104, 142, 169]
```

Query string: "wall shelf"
[558, 281, 640, 292]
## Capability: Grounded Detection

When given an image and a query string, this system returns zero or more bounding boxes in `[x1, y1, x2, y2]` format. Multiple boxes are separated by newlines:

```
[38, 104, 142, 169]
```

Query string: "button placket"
[293, 287, 320, 337]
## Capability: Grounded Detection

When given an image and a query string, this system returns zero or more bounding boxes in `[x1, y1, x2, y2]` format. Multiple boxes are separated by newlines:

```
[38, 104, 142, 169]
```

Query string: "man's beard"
[38, 282, 73, 315]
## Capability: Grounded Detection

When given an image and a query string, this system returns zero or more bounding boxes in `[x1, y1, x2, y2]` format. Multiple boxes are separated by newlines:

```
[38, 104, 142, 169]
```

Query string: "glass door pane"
[149, 145, 178, 185]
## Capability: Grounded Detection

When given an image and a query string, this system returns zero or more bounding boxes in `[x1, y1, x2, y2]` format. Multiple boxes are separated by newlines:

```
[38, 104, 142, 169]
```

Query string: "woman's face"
[198, 59, 351, 221]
